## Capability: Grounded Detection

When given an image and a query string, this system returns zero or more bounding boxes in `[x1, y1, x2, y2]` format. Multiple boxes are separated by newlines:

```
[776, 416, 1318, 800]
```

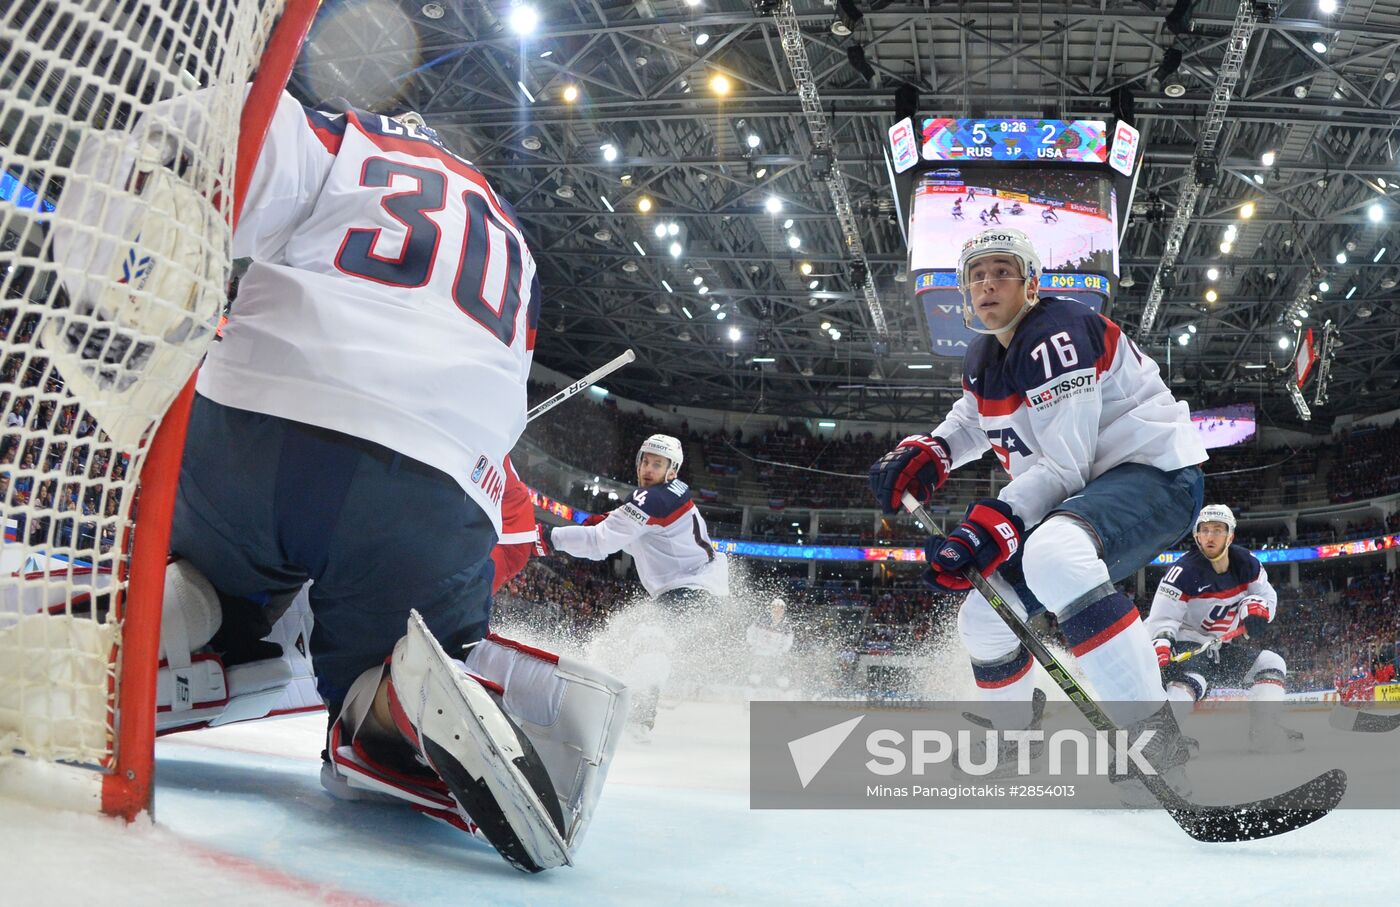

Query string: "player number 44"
[1030, 331, 1079, 380]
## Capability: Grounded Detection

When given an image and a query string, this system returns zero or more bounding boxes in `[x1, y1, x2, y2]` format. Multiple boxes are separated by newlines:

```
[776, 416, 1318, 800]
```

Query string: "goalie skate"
[388, 612, 569, 873]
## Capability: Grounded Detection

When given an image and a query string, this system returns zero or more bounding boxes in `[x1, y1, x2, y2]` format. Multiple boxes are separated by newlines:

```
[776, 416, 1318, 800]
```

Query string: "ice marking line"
[176, 837, 400, 907]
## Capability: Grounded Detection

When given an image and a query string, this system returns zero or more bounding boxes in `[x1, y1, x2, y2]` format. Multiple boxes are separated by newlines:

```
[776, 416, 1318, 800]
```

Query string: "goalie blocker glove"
[869, 434, 952, 514]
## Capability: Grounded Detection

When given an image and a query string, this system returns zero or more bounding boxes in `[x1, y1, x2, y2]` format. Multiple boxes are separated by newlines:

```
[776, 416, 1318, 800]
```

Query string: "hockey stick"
[1170, 626, 1246, 664]
[902, 493, 1347, 842]
[1328, 703, 1400, 733]
[526, 350, 636, 422]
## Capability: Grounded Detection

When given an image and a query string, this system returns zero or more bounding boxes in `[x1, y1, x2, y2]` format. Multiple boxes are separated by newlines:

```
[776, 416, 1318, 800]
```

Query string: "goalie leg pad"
[464, 633, 629, 854]
[389, 611, 569, 873]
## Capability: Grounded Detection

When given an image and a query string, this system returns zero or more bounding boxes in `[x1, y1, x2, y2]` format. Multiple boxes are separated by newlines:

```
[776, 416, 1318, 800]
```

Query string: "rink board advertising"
[751, 701, 1399, 809]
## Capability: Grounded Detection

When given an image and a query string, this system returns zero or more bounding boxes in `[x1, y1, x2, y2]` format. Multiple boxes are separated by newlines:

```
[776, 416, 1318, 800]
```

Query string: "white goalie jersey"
[54, 90, 540, 533]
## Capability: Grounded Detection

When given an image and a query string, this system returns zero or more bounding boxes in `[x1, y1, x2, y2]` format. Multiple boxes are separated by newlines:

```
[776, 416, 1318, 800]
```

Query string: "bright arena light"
[669, 241, 682, 257]
[1279, 336, 1291, 349]
[746, 134, 761, 149]
[787, 234, 801, 249]
[1261, 150, 1276, 167]
[509, 4, 539, 36]
[1205, 289, 1219, 303]
[765, 196, 783, 214]
[1240, 201, 1255, 219]
[601, 143, 618, 162]
[1178, 334, 1189, 346]
[1207, 267, 1220, 280]
[728, 326, 742, 342]
[1319, 0, 1337, 11]
[637, 196, 653, 213]
[1369, 202, 1385, 222]
[710, 73, 731, 95]
[562, 84, 579, 103]
[654, 224, 667, 239]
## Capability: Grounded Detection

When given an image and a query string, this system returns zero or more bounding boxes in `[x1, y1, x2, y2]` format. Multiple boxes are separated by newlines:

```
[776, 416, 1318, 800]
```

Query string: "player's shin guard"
[389, 612, 570, 873]
[463, 634, 628, 854]
[1056, 586, 1165, 727]
[967, 646, 1037, 729]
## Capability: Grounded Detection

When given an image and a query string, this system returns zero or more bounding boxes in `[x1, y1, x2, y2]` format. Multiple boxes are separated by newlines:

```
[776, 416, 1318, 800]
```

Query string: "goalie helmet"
[636, 434, 684, 479]
[956, 226, 1043, 335]
[1195, 504, 1236, 534]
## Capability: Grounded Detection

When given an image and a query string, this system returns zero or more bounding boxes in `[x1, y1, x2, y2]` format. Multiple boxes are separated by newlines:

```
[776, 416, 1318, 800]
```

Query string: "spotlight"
[787, 234, 801, 249]
[710, 73, 731, 95]
[746, 134, 761, 149]
[893, 82, 920, 123]
[831, 0, 863, 36]
[783, 218, 794, 230]
[508, 3, 539, 36]
[799, 261, 813, 275]
[1336, 251, 1347, 264]
[1369, 202, 1385, 222]
[728, 326, 742, 342]
[669, 242, 682, 258]
[1261, 150, 1276, 167]
[1205, 288, 1218, 303]
[654, 224, 667, 239]
[695, 32, 710, 46]
[1294, 85, 1309, 99]
[1279, 336, 1291, 349]
[1207, 267, 1219, 280]
[562, 84, 579, 103]
[638, 196, 653, 213]
[601, 143, 618, 162]
[1240, 201, 1255, 218]
[1164, 0, 1194, 35]
[1178, 334, 1190, 346]
[667, 222, 679, 237]
[1312, 40, 1328, 54]
[1319, 0, 1337, 11]
[1319, 281, 1330, 292]
[846, 44, 876, 82]
[765, 196, 784, 214]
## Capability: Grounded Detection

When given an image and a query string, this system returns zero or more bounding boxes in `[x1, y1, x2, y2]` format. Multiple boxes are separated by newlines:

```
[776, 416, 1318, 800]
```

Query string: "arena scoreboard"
[887, 116, 1142, 357]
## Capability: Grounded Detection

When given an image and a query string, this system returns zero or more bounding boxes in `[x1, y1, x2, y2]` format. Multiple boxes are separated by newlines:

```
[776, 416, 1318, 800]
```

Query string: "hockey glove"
[868, 434, 952, 515]
[1153, 631, 1176, 668]
[533, 523, 553, 557]
[923, 499, 1024, 592]
[1239, 596, 1270, 639]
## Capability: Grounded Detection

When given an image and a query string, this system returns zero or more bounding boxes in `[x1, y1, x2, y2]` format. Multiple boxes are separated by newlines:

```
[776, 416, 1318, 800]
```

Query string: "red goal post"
[0, 0, 320, 819]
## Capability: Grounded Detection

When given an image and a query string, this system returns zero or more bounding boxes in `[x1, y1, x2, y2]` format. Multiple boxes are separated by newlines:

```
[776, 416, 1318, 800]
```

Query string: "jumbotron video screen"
[907, 165, 1119, 356]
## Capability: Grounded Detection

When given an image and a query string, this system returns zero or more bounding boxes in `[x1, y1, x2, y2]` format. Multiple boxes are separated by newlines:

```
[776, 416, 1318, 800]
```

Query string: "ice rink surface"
[4, 691, 1397, 906]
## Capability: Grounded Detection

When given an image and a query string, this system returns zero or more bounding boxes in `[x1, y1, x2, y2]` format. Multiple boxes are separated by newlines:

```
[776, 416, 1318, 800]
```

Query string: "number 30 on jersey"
[334, 158, 525, 345]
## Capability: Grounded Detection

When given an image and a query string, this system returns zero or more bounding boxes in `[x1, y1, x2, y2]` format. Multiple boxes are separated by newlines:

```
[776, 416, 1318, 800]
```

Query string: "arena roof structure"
[293, 0, 1400, 427]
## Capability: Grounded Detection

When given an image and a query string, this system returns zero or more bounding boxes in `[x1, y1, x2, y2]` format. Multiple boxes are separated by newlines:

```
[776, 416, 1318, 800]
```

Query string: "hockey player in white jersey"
[1146, 505, 1303, 753]
[745, 597, 796, 695]
[539, 434, 729, 604]
[869, 227, 1207, 787]
[539, 434, 728, 731]
[53, 92, 625, 872]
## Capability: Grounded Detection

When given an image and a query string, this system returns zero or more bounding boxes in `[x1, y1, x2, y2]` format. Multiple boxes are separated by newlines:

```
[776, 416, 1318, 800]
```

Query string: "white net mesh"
[1, 0, 286, 769]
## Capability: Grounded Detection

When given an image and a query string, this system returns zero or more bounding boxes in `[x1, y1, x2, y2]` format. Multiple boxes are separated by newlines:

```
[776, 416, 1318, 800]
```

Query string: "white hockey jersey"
[1144, 544, 1278, 645]
[550, 480, 729, 599]
[931, 297, 1207, 528]
[746, 621, 794, 658]
[65, 91, 540, 533]
[208, 93, 540, 532]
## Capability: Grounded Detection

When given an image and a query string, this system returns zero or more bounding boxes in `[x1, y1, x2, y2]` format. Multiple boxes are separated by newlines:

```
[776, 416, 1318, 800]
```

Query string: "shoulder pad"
[1007, 298, 1111, 387]
[1229, 544, 1261, 579]
[627, 482, 689, 518]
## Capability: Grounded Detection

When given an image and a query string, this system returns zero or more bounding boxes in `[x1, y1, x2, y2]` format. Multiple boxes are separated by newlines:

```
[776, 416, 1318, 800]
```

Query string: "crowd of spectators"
[1328, 421, 1400, 503]
[1, 306, 129, 558]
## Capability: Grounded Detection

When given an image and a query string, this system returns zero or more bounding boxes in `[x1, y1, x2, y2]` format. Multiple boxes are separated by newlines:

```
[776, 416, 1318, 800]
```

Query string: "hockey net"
[0, 0, 316, 818]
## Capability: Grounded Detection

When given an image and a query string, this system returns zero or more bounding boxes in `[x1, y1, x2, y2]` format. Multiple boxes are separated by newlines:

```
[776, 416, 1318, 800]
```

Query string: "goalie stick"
[527, 350, 636, 422]
[902, 494, 1347, 842]
[1329, 704, 1400, 733]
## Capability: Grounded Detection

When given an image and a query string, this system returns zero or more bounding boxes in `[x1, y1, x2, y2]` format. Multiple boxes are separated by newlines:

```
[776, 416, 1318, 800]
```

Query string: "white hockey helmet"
[636, 433, 684, 478]
[957, 226, 1043, 335]
[392, 109, 427, 129]
[1195, 504, 1236, 534]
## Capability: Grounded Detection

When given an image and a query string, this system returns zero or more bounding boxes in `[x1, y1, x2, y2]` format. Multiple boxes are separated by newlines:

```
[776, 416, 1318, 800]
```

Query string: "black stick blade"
[1151, 769, 1348, 843]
